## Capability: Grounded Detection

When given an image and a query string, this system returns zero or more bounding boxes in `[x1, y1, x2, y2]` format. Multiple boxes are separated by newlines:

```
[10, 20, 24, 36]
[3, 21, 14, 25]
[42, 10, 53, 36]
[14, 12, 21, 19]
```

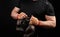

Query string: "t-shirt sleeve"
[13, 0, 20, 8]
[45, 2, 55, 16]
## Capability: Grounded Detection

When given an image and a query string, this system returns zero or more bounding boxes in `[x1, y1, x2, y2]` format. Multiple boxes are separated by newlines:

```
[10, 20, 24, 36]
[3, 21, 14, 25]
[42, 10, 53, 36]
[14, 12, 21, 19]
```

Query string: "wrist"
[37, 20, 41, 26]
[17, 14, 19, 19]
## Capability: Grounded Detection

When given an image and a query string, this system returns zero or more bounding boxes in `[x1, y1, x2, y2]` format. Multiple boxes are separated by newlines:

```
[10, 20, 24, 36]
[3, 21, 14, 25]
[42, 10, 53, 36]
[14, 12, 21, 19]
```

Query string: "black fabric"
[45, 1, 55, 16]
[12, 0, 20, 8]
[13, 0, 55, 37]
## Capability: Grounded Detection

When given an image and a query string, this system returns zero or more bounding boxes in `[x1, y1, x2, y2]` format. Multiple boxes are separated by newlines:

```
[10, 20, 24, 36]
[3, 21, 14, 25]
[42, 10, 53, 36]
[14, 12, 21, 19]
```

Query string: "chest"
[19, 2, 46, 20]
[20, 2, 45, 12]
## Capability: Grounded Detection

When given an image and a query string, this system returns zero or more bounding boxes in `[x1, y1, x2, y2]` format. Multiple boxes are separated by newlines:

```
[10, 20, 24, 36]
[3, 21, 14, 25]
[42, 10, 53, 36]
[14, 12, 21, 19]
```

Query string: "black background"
[0, 0, 59, 37]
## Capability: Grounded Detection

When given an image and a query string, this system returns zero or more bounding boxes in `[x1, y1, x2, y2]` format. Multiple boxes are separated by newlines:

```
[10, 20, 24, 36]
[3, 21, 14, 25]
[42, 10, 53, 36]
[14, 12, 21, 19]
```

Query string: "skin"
[29, 15, 56, 28]
[11, 2, 56, 28]
[11, 7, 28, 20]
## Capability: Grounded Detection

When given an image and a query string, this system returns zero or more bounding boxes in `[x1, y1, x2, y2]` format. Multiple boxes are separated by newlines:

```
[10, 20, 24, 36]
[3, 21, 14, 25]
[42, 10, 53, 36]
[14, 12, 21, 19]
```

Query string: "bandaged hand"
[29, 16, 39, 25]
[17, 12, 28, 19]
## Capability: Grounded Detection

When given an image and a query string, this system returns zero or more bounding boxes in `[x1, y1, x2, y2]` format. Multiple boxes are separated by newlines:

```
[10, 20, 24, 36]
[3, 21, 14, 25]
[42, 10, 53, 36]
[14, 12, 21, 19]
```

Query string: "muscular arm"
[11, 7, 20, 19]
[38, 15, 56, 28]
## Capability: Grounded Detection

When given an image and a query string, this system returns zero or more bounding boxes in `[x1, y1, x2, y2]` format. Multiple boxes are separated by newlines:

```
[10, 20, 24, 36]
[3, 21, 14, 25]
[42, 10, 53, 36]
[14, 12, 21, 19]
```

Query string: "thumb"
[31, 15, 34, 18]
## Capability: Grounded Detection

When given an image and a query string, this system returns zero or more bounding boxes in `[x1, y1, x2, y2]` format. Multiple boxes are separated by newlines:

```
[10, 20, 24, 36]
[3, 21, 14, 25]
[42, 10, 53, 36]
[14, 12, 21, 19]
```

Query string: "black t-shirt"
[14, 0, 55, 37]
[14, 0, 55, 20]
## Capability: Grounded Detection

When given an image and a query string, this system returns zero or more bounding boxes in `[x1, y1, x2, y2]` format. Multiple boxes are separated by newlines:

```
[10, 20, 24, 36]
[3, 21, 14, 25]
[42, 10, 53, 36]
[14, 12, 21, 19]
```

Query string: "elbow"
[52, 23, 56, 28]
[52, 24, 56, 28]
[11, 12, 12, 16]
[51, 21, 56, 28]
[11, 13, 14, 19]
[11, 12, 13, 17]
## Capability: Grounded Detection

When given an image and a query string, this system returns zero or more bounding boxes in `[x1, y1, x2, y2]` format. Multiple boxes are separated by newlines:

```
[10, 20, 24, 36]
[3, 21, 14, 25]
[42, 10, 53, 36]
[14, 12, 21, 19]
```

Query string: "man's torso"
[16, 1, 49, 37]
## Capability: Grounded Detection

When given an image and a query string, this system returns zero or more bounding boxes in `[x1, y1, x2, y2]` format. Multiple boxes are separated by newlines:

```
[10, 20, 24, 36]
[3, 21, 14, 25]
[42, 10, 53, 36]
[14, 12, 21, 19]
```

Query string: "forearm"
[38, 20, 56, 28]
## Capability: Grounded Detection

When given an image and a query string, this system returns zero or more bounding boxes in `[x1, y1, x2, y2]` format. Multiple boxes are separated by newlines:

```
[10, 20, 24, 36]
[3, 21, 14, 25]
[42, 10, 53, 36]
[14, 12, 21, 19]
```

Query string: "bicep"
[12, 7, 20, 12]
[45, 15, 56, 22]
[45, 15, 56, 27]
[11, 7, 20, 17]
[45, 2, 56, 21]
[45, 2, 55, 16]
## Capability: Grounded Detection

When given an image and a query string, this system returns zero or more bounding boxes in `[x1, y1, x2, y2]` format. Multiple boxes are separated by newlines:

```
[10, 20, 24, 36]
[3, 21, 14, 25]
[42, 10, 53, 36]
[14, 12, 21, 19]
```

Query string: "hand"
[29, 16, 39, 25]
[17, 12, 28, 19]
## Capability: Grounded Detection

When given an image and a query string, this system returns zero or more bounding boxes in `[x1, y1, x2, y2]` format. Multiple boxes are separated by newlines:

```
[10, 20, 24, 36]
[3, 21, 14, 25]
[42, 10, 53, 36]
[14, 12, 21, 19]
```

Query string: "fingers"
[29, 16, 35, 25]
[29, 20, 33, 25]
[17, 12, 28, 19]
[29, 16, 39, 25]
[30, 16, 35, 22]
